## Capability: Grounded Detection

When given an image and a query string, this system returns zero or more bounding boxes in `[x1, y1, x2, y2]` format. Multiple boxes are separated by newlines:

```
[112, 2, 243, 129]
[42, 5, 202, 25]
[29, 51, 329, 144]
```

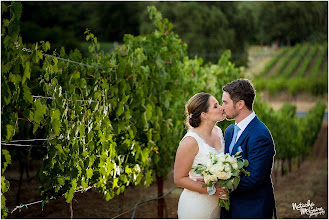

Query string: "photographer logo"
[292, 200, 325, 218]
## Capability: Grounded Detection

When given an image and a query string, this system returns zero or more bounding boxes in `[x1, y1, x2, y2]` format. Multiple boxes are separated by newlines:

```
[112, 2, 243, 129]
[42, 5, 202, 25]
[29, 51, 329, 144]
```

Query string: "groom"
[220, 79, 277, 218]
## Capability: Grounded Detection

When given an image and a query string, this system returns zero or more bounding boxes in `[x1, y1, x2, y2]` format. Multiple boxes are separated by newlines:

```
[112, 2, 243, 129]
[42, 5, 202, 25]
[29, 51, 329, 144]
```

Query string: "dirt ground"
[4, 119, 328, 219]
[260, 91, 328, 112]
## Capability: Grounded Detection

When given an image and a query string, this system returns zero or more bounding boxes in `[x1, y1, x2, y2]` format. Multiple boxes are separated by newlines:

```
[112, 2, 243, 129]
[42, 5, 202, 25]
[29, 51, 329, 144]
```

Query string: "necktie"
[229, 124, 240, 155]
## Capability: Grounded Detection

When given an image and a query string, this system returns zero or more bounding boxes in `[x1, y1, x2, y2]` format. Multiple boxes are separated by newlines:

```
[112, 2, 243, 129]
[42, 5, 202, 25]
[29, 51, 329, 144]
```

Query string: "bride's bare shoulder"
[214, 125, 223, 134]
[179, 136, 198, 149]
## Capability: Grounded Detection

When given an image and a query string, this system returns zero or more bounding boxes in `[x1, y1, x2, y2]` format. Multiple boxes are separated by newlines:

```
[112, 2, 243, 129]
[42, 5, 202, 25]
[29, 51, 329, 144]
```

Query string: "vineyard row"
[258, 42, 328, 79]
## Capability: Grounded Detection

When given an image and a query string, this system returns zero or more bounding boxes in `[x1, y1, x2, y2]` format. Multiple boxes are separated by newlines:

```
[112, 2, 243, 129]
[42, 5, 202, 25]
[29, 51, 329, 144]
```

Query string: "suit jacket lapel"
[231, 116, 259, 155]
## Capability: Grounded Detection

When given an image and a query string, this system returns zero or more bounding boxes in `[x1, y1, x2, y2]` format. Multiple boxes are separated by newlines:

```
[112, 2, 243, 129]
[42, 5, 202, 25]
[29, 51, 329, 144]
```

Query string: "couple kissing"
[174, 79, 277, 219]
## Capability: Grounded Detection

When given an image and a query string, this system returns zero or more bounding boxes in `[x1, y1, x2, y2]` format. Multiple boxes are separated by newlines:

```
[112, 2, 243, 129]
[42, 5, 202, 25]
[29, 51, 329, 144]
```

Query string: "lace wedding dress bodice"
[187, 127, 225, 181]
[177, 126, 225, 219]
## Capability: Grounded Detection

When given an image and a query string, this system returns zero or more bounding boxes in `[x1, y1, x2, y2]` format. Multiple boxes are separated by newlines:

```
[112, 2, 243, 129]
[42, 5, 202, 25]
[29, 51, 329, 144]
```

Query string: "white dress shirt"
[235, 111, 256, 142]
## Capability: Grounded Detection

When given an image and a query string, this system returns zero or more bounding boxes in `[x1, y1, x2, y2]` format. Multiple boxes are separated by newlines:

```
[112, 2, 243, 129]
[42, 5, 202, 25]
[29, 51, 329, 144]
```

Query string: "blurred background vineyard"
[17, 1, 328, 99]
[1, 1, 328, 219]
[18, 2, 327, 64]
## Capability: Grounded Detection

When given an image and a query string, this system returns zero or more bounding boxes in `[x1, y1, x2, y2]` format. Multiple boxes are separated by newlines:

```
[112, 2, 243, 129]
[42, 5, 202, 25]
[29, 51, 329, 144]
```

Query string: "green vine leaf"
[22, 84, 33, 104]
[3, 19, 9, 27]
[5, 124, 15, 143]
[50, 109, 61, 136]
[22, 62, 30, 84]
[65, 179, 77, 203]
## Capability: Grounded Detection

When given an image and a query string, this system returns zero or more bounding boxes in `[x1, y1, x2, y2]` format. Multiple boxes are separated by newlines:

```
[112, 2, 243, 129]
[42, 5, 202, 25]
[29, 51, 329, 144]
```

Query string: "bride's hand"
[196, 179, 227, 199]
[196, 178, 205, 184]
[215, 185, 227, 199]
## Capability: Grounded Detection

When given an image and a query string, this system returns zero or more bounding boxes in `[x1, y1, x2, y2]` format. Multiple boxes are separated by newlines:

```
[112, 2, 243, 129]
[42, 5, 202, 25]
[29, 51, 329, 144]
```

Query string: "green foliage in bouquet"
[192, 151, 250, 210]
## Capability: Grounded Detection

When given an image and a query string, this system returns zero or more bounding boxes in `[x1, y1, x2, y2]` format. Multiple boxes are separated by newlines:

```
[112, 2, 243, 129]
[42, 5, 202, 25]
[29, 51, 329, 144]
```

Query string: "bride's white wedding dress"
[177, 126, 225, 219]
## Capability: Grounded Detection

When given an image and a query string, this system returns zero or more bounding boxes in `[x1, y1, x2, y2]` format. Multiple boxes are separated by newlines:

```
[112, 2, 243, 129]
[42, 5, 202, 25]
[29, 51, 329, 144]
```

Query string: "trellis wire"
[1, 143, 45, 148]
[1, 139, 48, 147]
[6, 186, 181, 218]
[32, 95, 99, 103]
[3, 139, 49, 143]
[6, 186, 95, 214]
[16, 42, 96, 68]
[130, 186, 180, 219]
[1, 139, 48, 149]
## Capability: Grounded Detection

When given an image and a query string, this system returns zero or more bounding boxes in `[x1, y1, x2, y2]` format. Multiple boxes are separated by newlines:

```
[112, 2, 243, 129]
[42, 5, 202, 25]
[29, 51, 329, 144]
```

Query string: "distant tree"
[257, 2, 328, 46]
[18, 2, 326, 65]
[236, 1, 261, 45]
[19, 2, 142, 53]
[214, 2, 258, 65]
[21, 2, 87, 51]
[139, 2, 253, 66]
[91, 2, 142, 42]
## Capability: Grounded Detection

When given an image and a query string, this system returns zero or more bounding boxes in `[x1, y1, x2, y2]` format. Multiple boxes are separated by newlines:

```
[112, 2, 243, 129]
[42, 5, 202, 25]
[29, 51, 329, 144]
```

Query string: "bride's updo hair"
[185, 92, 211, 128]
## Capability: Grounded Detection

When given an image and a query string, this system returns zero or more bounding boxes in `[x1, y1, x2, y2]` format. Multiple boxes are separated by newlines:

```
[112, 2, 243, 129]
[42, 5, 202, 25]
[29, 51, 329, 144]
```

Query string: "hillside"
[246, 45, 328, 112]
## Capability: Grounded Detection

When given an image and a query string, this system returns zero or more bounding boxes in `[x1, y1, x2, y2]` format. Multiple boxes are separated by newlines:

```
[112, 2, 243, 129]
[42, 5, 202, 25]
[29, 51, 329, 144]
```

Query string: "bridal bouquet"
[192, 152, 250, 210]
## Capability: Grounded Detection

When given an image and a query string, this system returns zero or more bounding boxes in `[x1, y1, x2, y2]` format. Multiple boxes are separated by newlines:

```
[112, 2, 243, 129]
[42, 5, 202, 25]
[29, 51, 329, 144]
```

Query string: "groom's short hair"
[222, 79, 256, 111]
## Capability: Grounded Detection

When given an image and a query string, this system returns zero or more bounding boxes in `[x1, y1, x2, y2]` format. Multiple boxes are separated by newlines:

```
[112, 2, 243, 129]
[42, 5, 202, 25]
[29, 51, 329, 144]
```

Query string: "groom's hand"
[215, 186, 228, 199]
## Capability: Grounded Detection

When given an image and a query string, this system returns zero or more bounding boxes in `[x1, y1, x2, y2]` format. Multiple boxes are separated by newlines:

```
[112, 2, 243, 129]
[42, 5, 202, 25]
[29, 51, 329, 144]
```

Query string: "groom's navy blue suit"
[220, 116, 277, 219]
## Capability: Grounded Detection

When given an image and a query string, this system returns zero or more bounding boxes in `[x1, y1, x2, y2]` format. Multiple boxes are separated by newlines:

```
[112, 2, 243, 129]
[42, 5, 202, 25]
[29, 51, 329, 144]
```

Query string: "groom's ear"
[236, 100, 245, 110]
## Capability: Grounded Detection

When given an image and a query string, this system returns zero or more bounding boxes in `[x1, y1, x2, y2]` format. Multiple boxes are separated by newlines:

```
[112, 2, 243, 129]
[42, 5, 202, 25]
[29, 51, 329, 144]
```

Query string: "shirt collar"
[235, 111, 256, 132]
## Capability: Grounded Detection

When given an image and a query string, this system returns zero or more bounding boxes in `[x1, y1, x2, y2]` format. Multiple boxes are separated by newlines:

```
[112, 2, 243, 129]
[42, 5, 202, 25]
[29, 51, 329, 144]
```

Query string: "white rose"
[217, 171, 227, 180]
[224, 163, 231, 172]
[226, 156, 238, 170]
[203, 172, 218, 184]
[209, 162, 225, 176]
[225, 171, 233, 180]
[217, 171, 232, 180]
[217, 154, 226, 163]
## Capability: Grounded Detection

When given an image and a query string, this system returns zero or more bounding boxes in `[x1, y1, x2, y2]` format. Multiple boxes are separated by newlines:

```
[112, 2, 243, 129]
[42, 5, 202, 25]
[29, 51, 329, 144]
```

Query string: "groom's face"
[222, 92, 238, 120]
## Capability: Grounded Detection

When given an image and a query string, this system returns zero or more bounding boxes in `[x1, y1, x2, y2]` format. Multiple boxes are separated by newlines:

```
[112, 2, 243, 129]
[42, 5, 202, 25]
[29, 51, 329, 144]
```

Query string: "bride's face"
[205, 96, 225, 122]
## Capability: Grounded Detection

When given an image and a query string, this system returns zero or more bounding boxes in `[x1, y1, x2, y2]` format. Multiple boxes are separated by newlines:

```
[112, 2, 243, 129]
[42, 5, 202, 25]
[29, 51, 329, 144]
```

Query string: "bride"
[174, 92, 227, 219]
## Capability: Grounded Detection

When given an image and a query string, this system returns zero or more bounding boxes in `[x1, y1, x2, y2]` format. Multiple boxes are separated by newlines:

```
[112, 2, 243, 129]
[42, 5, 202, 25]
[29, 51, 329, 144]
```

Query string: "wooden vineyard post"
[281, 159, 285, 176]
[297, 156, 301, 169]
[68, 200, 73, 219]
[16, 158, 24, 205]
[157, 175, 164, 219]
[118, 192, 124, 214]
[163, 196, 169, 218]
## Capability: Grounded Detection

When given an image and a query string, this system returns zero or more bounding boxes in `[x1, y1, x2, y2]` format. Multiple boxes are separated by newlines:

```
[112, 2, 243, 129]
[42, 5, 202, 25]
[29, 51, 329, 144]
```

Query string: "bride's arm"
[174, 137, 209, 194]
